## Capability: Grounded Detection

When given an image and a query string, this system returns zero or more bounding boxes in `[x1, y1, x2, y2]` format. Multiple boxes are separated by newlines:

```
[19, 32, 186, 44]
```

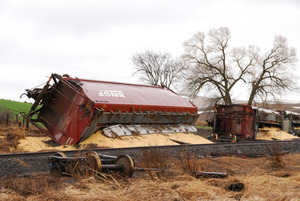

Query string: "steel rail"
[1, 139, 300, 177]
[1, 138, 300, 159]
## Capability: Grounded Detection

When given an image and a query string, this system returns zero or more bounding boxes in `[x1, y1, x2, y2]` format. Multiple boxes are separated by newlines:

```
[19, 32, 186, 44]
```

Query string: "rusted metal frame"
[26, 85, 83, 136]
[50, 75, 95, 127]
[27, 119, 48, 133]
[258, 120, 281, 126]
[217, 111, 252, 115]
[52, 74, 85, 98]
[96, 111, 198, 124]
[27, 111, 68, 138]
[26, 76, 53, 119]
[79, 109, 198, 142]
[214, 131, 233, 136]
[49, 153, 132, 176]
[79, 108, 103, 142]
[31, 114, 60, 133]
[213, 108, 217, 134]
[49, 156, 87, 176]
[27, 92, 83, 139]
[25, 75, 54, 132]
[29, 93, 86, 138]
[50, 80, 84, 105]
[252, 109, 259, 139]
[47, 76, 93, 134]
[26, 74, 84, 124]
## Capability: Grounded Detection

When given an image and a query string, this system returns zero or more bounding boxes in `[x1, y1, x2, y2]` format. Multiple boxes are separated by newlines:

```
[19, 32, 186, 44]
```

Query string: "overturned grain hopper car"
[212, 104, 300, 140]
[23, 74, 199, 145]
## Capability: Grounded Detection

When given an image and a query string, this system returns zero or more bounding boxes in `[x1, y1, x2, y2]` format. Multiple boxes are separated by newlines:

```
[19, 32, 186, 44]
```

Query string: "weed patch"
[266, 142, 284, 168]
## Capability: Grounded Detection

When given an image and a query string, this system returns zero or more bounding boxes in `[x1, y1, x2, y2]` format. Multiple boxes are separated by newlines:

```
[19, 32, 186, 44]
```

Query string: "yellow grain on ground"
[81, 131, 213, 148]
[18, 137, 78, 152]
[17, 132, 213, 152]
[256, 127, 299, 140]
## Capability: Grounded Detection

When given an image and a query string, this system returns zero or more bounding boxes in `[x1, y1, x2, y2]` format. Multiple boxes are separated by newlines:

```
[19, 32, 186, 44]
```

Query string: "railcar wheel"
[54, 151, 67, 157]
[116, 155, 134, 177]
[231, 135, 237, 142]
[84, 151, 102, 175]
[50, 152, 67, 176]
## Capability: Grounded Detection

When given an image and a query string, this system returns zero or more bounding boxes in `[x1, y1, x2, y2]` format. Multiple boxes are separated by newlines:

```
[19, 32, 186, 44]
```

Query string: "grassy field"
[0, 99, 33, 115]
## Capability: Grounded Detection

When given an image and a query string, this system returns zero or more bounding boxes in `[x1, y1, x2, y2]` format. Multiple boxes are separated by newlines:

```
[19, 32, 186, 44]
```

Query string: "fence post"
[6, 114, 9, 125]
[23, 116, 25, 127]
[26, 118, 29, 129]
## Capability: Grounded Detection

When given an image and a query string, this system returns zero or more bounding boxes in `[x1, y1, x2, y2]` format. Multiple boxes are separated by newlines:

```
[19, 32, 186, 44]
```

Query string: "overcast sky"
[0, 0, 299, 102]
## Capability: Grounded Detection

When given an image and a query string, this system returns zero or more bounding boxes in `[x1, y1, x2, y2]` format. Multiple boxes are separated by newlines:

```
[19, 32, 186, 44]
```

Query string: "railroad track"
[1, 139, 300, 177]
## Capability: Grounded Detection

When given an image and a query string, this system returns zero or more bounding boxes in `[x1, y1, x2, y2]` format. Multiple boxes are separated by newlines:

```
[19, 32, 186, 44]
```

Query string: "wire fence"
[0, 112, 29, 128]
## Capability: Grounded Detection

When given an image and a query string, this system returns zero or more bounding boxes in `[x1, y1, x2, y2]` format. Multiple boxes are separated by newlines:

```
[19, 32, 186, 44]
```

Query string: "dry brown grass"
[178, 150, 202, 175]
[0, 126, 25, 153]
[1, 173, 62, 197]
[2, 153, 300, 200]
[1, 126, 300, 200]
[266, 142, 285, 168]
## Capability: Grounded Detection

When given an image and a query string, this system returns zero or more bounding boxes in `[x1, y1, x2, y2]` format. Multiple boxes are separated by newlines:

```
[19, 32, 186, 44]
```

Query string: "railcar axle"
[48, 151, 134, 177]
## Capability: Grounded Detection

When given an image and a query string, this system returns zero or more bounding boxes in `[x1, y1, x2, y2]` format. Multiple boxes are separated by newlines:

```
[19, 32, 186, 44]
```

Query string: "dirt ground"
[1, 126, 300, 200]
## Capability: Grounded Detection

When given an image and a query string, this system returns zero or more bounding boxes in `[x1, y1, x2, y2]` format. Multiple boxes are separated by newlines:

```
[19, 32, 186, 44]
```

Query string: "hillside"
[0, 99, 33, 124]
[0, 99, 33, 115]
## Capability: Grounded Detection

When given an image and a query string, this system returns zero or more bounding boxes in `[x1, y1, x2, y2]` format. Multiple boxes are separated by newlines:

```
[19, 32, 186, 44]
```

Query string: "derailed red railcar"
[24, 74, 198, 145]
[213, 104, 258, 140]
[212, 104, 300, 140]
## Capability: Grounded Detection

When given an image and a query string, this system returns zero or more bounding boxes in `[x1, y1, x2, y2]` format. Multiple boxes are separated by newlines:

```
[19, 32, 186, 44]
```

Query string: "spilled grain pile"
[81, 131, 213, 148]
[17, 137, 79, 152]
[17, 131, 213, 152]
[256, 127, 299, 140]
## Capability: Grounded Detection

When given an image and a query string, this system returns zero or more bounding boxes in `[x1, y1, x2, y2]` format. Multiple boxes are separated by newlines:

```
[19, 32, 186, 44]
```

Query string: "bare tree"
[182, 27, 253, 104]
[132, 51, 183, 89]
[247, 36, 298, 105]
[182, 27, 298, 105]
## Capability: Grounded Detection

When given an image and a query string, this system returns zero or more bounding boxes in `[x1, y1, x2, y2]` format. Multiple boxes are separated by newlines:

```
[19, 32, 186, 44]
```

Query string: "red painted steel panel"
[67, 77, 197, 113]
[36, 80, 94, 145]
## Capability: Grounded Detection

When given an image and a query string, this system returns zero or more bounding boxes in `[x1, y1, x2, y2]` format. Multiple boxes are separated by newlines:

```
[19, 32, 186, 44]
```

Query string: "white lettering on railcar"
[65, 137, 74, 145]
[97, 90, 125, 97]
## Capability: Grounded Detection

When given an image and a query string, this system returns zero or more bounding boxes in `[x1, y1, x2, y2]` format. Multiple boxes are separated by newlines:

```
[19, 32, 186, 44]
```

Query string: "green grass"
[196, 125, 212, 129]
[0, 99, 33, 115]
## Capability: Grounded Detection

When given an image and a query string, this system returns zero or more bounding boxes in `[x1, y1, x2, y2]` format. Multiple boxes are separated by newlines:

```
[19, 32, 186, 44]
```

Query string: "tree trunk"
[224, 93, 232, 105]
[247, 84, 257, 105]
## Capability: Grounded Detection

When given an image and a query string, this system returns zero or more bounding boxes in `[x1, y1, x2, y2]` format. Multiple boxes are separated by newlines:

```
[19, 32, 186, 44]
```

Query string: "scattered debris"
[169, 139, 191, 145]
[194, 171, 228, 178]
[227, 182, 245, 192]
[210, 152, 268, 158]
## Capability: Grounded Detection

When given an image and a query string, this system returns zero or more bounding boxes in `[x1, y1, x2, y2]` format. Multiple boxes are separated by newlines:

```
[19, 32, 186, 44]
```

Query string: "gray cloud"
[8, 0, 199, 36]
[0, 0, 299, 102]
